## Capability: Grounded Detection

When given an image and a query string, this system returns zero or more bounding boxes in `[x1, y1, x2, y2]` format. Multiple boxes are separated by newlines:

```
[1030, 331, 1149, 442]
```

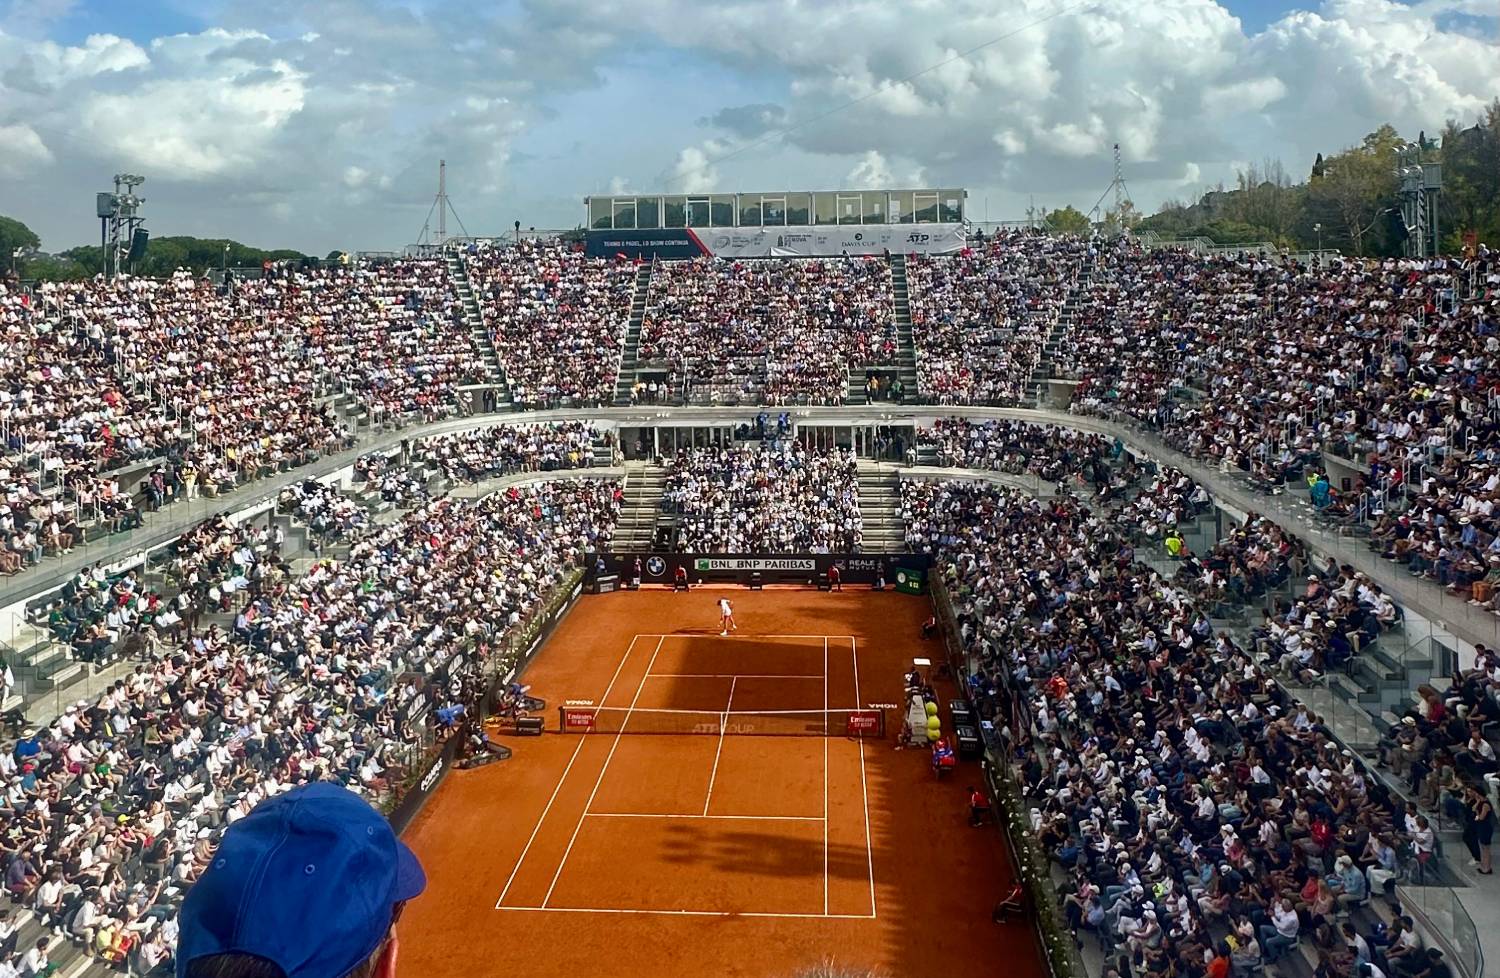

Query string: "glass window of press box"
[596, 191, 962, 228]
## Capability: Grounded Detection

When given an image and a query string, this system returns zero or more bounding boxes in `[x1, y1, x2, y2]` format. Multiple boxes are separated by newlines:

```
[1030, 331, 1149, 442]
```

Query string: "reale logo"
[646, 556, 666, 577]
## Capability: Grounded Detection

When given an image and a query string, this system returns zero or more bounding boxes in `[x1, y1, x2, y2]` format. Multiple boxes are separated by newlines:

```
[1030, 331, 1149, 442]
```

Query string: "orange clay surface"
[399, 588, 1041, 978]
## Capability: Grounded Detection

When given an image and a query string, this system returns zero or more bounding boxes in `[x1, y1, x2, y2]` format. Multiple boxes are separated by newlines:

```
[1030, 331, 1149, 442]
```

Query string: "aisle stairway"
[866, 254, 920, 400]
[1023, 261, 1092, 406]
[856, 460, 905, 553]
[445, 251, 512, 409]
[611, 462, 668, 551]
[613, 263, 656, 405]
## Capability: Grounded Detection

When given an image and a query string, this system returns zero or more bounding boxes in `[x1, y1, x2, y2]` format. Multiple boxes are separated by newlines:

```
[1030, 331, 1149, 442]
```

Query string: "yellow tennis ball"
[925, 701, 939, 717]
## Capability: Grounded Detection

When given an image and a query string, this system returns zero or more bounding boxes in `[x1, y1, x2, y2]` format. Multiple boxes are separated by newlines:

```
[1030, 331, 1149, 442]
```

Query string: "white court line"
[764, 634, 855, 640]
[646, 673, 824, 680]
[703, 676, 736, 816]
[822, 635, 829, 916]
[852, 637, 877, 917]
[494, 905, 876, 920]
[541, 635, 666, 908]
[494, 634, 642, 909]
[585, 812, 824, 822]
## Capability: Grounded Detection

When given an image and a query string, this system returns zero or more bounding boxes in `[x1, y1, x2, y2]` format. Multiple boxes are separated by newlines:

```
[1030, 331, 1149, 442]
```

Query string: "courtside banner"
[590, 552, 932, 586]
[694, 557, 815, 572]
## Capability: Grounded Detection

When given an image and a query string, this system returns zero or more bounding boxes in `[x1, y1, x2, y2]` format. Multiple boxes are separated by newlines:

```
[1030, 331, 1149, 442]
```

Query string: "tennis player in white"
[718, 597, 737, 636]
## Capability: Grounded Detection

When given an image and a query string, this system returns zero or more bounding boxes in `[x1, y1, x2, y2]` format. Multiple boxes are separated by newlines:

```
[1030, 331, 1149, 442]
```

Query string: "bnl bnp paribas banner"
[585, 224, 967, 261]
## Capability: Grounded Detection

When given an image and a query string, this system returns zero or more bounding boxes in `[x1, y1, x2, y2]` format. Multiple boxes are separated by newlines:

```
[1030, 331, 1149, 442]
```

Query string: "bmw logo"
[646, 556, 666, 577]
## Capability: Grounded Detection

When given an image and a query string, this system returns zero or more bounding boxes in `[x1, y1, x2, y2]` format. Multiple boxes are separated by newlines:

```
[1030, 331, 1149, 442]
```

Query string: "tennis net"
[558, 706, 886, 738]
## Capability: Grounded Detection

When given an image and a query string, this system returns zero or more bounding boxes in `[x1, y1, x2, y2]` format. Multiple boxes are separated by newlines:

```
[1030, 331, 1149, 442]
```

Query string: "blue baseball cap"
[177, 782, 426, 978]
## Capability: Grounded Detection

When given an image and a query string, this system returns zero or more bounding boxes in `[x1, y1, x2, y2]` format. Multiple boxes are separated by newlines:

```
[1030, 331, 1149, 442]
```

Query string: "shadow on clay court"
[658, 824, 873, 882]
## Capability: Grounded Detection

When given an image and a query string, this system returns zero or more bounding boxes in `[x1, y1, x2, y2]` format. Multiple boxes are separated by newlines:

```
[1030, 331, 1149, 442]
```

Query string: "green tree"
[1437, 100, 1500, 252]
[1303, 125, 1402, 255]
[1043, 205, 1091, 234]
[0, 215, 41, 270]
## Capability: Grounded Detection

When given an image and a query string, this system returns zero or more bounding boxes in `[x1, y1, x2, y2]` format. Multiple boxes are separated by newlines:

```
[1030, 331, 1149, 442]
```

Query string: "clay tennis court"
[399, 589, 1041, 978]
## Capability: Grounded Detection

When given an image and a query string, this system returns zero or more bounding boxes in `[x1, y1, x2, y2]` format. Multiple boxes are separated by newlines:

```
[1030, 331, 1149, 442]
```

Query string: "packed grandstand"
[0, 226, 1496, 978]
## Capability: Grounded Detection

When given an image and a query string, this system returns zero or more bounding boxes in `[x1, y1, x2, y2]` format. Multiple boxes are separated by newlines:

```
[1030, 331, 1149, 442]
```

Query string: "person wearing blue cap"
[176, 782, 425, 978]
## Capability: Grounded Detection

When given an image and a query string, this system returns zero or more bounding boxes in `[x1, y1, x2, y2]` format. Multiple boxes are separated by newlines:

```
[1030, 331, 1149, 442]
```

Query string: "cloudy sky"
[1, 0, 1496, 254]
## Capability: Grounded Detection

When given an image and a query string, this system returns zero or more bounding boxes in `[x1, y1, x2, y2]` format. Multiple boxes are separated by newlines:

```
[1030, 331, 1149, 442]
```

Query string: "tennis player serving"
[718, 597, 737, 636]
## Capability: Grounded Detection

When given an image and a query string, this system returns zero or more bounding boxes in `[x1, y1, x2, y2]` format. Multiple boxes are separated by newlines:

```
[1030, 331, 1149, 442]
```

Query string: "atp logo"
[646, 556, 667, 577]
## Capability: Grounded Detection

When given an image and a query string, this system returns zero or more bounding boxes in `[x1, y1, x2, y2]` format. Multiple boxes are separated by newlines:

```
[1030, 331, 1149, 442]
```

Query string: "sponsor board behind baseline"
[592, 552, 930, 587]
[695, 557, 815, 571]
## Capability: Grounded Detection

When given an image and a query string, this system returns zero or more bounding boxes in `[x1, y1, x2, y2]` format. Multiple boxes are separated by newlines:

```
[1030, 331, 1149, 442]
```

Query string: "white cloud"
[670, 145, 721, 194]
[0, 123, 51, 176]
[846, 150, 893, 187]
[0, 0, 1497, 252]
[80, 51, 306, 178]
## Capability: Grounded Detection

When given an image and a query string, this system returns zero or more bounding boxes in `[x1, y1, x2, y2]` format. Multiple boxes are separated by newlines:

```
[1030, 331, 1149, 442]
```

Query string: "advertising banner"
[585, 223, 966, 261]
[584, 229, 703, 260]
[592, 552, 932, 587]
[711, 223, 966, 259]
[693, 557, 816, 572]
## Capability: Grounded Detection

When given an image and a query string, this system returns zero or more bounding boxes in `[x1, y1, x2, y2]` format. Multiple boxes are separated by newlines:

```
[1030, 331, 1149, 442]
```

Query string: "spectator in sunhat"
[177, 782, 425, 978]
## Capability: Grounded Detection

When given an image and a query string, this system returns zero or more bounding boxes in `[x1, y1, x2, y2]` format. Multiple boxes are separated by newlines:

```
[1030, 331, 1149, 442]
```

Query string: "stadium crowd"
[294, 260, 488, 422]
[638, 257, 894, 405]
[916, 418, 1118, 486]
[461, 240, 635, 408]
[1065, 245, 1500, 511]
[409, 422, 606, 485]
[903, 479, 1433, 978]
[0, 273, 355, 577]
[662, 444, 863, 553]
[908, 230, 1094, 405]
[0, 463, 618, 975]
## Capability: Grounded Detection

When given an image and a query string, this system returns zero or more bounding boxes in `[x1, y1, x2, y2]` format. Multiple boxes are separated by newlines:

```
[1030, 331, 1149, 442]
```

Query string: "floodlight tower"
[1395, 143, 1441, 258]
[416, 160, 471, 251]
[1087, 143, 1133, 235]
[96, 174, 146, 279]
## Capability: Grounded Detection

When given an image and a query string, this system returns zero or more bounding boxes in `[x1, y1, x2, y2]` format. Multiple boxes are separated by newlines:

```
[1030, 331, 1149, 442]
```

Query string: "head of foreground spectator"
[177, 782, 425, 978]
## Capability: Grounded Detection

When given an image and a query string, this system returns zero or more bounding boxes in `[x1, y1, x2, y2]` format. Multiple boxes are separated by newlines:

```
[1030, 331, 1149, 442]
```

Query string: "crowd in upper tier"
[460, 240, 635, 408]
[1066, 244, 1500, 496]
[638, 256, 895, 406]
[908, 230, 1095, 406]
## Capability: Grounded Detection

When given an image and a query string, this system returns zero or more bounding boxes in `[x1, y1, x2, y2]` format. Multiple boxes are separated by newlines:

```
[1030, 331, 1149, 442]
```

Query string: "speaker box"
[128, 228, 150, 262]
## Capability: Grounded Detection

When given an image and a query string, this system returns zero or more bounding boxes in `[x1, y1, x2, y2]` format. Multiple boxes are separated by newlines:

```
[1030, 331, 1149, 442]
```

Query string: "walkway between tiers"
[1, 404, 1491, 653]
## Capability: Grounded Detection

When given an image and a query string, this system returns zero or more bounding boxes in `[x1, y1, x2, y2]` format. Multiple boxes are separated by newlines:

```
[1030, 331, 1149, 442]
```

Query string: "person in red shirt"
[968, 785, 991, 826]
[827, 564, 842, 591]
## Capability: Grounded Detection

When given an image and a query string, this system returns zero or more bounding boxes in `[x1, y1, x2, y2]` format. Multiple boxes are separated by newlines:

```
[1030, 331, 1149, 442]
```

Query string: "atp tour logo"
[645, 556, 666, 577]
